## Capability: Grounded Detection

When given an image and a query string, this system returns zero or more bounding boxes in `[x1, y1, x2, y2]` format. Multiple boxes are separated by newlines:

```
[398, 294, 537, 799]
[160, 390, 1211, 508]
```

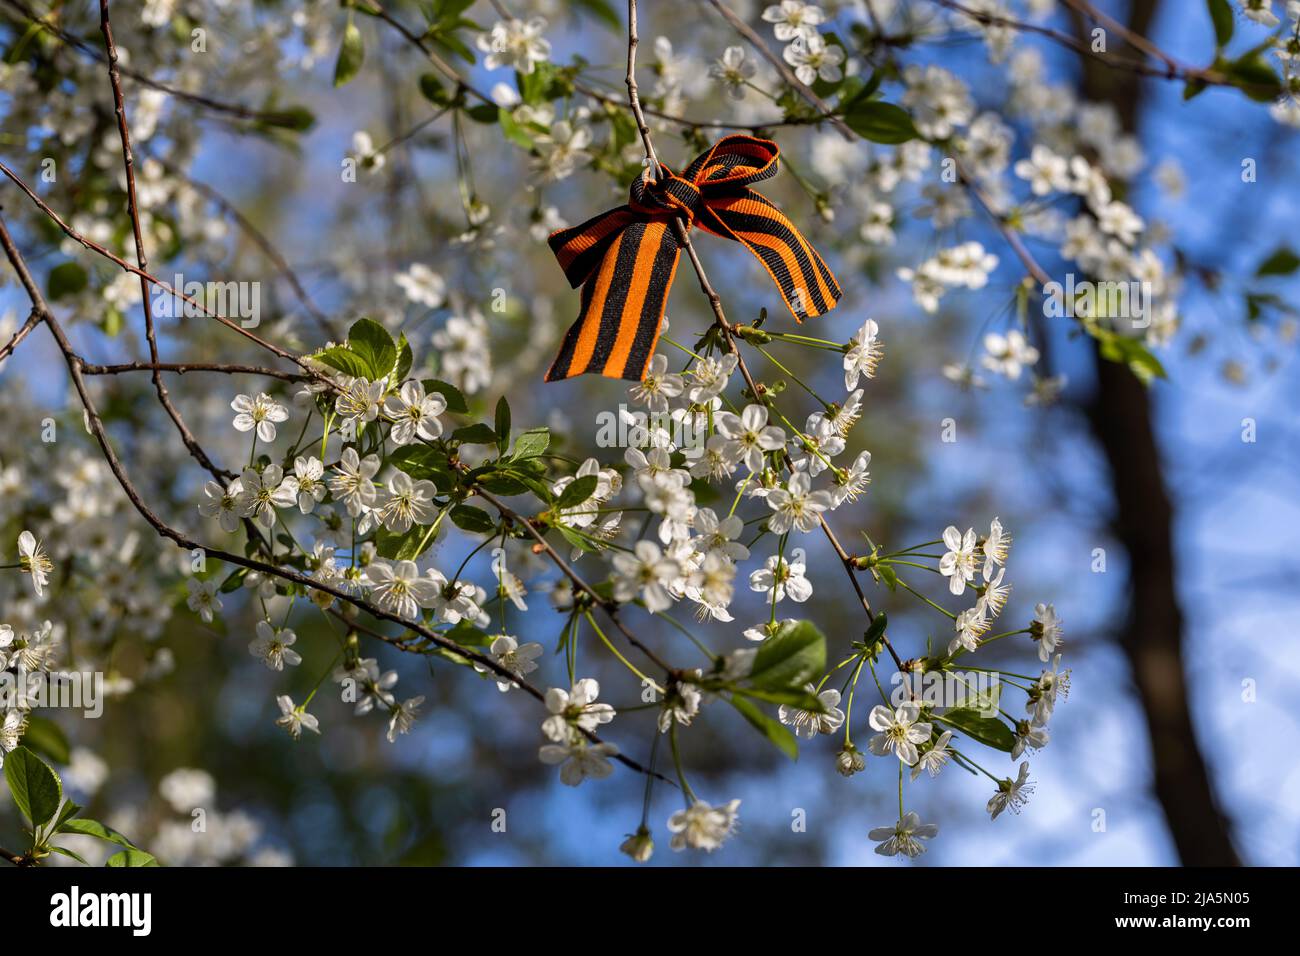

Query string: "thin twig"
[1, 0, 315, 128]
[0, 846, 31, 866]
[1061, 0, 1180, 77]
[357, 0, 494, 107]
[0, 159, 308, 370]
[99, 0, 224, 481]
[699, 0, 855, 140]
[330, 610, 671, 783]
[470, 478, 676, 676]
[626, 1, 662, 179]
[954, 157, 1053, 288]
[153, 156, 341, 341]
[574, 78, 823, 132]
[0, 307, 41, 364]
[935, 0, 1244, 89]
[81, 361, 307, 381]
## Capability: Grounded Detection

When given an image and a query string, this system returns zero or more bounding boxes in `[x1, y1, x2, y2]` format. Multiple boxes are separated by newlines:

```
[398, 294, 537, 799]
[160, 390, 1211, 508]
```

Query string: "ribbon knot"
[629, 168, 705, 225]
[545, 134, 842, 382]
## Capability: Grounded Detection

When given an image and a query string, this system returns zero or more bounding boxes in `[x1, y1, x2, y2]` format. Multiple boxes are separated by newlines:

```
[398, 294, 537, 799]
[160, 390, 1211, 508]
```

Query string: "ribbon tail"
[545, 219, 682, 382]
[704, 191, 842, 322]
[548, 205, 640, 288]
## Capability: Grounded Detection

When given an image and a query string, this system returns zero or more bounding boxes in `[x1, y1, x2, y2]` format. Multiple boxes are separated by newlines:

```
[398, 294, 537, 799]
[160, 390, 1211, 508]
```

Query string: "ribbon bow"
[545, 135, 842, 382]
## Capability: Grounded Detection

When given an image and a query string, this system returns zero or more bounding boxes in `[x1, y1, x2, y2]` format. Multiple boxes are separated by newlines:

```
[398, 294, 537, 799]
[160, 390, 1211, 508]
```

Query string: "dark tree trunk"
[1069, 0, 1239, 865]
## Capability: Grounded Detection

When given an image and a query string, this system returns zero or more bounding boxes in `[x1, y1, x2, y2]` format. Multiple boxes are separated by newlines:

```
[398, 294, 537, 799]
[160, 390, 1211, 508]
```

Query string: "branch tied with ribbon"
[544, 135, 843, 382]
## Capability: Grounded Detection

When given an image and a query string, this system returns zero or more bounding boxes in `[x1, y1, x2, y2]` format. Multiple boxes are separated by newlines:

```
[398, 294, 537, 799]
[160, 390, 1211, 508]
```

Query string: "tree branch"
[0, 213, 664, 785]
[625, 0, 902, 670]
[81, 361, 307, 381]
[0, 159, 309, 370]
[99, 0, 225, 481]
[0, 846, 32, 866]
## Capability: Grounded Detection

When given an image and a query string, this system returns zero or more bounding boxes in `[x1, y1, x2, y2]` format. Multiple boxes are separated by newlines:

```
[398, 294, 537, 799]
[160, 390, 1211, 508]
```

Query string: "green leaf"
[4, 746, 62, 827]
[498, 107, 535, 149]
[475, 470, 529, 495]
[729, 695, 799, 760]
[419, 72, 450, 106]
[50, 842, 92, 868]
[105, 849, 159, 867]
[312, 344, 372, 379]
[54, 799, 82, 832]
[47, 261, 88, 300]
[1244, 291, 1295, 322]
[1256, 245, 1300, 277]
[423, 379, 468, 414]
[53, 801, 81, 832]
[219, 567, 249, 593]
[517, 62, 561, 104]
[733, 685, 823, 709]
[333, 18, 365, 87]
[748, 620, 827, 692]
[1224, 53, 1283, 101]
[511, 426, 550, 460]
[389, 445, 453, 489]
[102, 305, 124, 337]
[428, 0, 476, 23]
[430, 38, 477, 68]
[844, 101, 918, 144]
[347, 317, 398, 380]
[450, 504, 496, 534]
[557, 524, 594, 553]
[424, 1, 480, 64]
[946, 678, 1001, 715]
[878, 564, 899, 592]
[60, 817, 140, 850]
[571, 0, 621, 29]
[494, 396, 511, 455]
[452, 422, 499, 445]
[838, 70, 882, 111]
[1096, 330, 1167, 384]
[394, 334, 413, 381]
[444, 618, 494, 647]
[1207, 0, 1234, 47]
[261, 105, 316, 132]
[555, 474, 598, 509]
[940, 710, 1015, 752]
[19, 716, 69, 764]
[373, 525, 430, 560]
[864, 610, 889, 645]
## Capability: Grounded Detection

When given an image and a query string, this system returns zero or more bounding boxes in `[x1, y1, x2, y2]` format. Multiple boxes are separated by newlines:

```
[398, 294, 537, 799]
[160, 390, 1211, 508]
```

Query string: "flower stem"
[585, 611, 663, 693]
[843, 655, 867, 747]
[669, 723, 696, 805]
[894, 574, 957, 620]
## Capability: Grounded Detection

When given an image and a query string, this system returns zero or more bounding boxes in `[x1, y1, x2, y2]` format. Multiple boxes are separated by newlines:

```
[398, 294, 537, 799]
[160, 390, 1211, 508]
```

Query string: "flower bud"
[836, 744, 866, 777]
[620, 826, 654, 863]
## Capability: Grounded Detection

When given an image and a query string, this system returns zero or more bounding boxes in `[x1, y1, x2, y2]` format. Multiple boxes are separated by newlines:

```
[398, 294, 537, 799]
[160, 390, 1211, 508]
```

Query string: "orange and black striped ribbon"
[545, 135, 842, 382]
